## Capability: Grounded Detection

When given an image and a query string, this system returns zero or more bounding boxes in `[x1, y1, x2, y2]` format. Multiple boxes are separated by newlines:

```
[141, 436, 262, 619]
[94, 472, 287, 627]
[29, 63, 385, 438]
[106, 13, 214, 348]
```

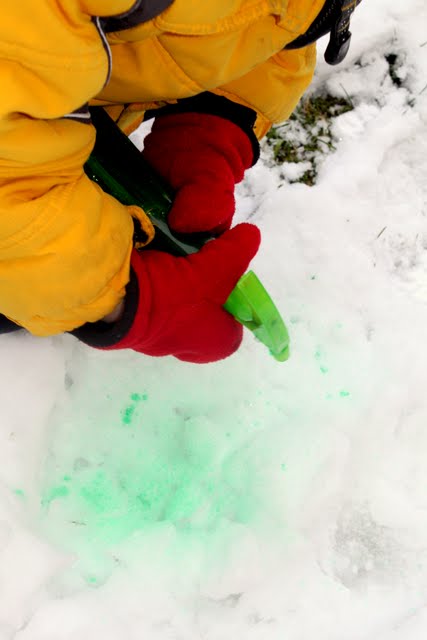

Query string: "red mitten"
[142, 113, 255, 235]
[106, 223, 260, 363]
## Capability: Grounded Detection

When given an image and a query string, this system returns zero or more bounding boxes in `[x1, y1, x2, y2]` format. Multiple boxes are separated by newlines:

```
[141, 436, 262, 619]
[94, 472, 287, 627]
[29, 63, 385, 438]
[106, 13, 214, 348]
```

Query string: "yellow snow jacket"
[0, 0, 323, 336]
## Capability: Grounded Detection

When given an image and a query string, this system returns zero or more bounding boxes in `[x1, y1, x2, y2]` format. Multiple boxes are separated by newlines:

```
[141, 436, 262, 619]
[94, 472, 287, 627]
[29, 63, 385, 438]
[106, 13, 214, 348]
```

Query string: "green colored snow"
[314, 349, 329, 375]
[40, 391, 263, 550]
[42, 485, 69, 506]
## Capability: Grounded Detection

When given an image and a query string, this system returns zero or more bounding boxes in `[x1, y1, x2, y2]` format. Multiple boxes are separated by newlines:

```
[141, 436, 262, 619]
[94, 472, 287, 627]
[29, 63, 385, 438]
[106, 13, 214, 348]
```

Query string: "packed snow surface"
[1, 1, 427, 637]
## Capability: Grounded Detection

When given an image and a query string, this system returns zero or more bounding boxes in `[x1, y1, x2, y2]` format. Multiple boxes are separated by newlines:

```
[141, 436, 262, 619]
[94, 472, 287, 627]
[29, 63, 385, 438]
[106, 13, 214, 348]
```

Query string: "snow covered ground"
[1, 1, 427, 637]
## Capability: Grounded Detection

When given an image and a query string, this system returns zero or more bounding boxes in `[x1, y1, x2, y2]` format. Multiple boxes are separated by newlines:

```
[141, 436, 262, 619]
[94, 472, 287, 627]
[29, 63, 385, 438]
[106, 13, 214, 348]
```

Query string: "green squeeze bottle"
[85, 108, 289, 362]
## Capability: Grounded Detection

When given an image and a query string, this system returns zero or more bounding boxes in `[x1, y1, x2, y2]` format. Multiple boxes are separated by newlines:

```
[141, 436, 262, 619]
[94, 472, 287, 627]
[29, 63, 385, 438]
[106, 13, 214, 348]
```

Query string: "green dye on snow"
[130, 392, 148, 402]
[121, 392, 148, 426]
[39, 392, 263, 550]
[121, 404, 136, 425]
[42, 485, 69, 507]
[325, 390, 350, 400]
[13, 488, 25, 498]
[314, 349, 329, 374]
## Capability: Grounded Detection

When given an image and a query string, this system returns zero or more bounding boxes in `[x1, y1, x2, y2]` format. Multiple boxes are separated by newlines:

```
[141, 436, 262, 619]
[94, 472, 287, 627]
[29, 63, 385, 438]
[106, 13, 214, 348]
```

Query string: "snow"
[1, 1, 427, 637]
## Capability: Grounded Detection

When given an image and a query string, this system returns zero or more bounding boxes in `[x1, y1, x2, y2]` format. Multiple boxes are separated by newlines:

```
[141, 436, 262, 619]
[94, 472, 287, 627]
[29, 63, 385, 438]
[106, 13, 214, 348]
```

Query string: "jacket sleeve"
[0, 3, 152, 337]
[103, 41, 316, 144]
[213, 44, 317, 139]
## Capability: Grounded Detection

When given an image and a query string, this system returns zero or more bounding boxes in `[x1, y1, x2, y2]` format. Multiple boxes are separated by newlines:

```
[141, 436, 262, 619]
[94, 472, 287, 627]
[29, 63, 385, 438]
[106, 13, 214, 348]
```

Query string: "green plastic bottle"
[85, 108, 289, 362]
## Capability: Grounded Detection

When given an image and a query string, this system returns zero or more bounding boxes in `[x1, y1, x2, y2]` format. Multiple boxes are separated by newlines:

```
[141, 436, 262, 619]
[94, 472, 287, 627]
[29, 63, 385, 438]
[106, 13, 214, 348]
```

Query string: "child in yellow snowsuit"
[0, 1, 361, 362]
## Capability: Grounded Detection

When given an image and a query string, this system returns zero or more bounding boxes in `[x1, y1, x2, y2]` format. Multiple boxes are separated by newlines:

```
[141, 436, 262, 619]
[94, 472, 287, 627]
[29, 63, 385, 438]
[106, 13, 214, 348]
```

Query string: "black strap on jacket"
[285, 0, 362, 65]
[100, 0, 174, 32]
